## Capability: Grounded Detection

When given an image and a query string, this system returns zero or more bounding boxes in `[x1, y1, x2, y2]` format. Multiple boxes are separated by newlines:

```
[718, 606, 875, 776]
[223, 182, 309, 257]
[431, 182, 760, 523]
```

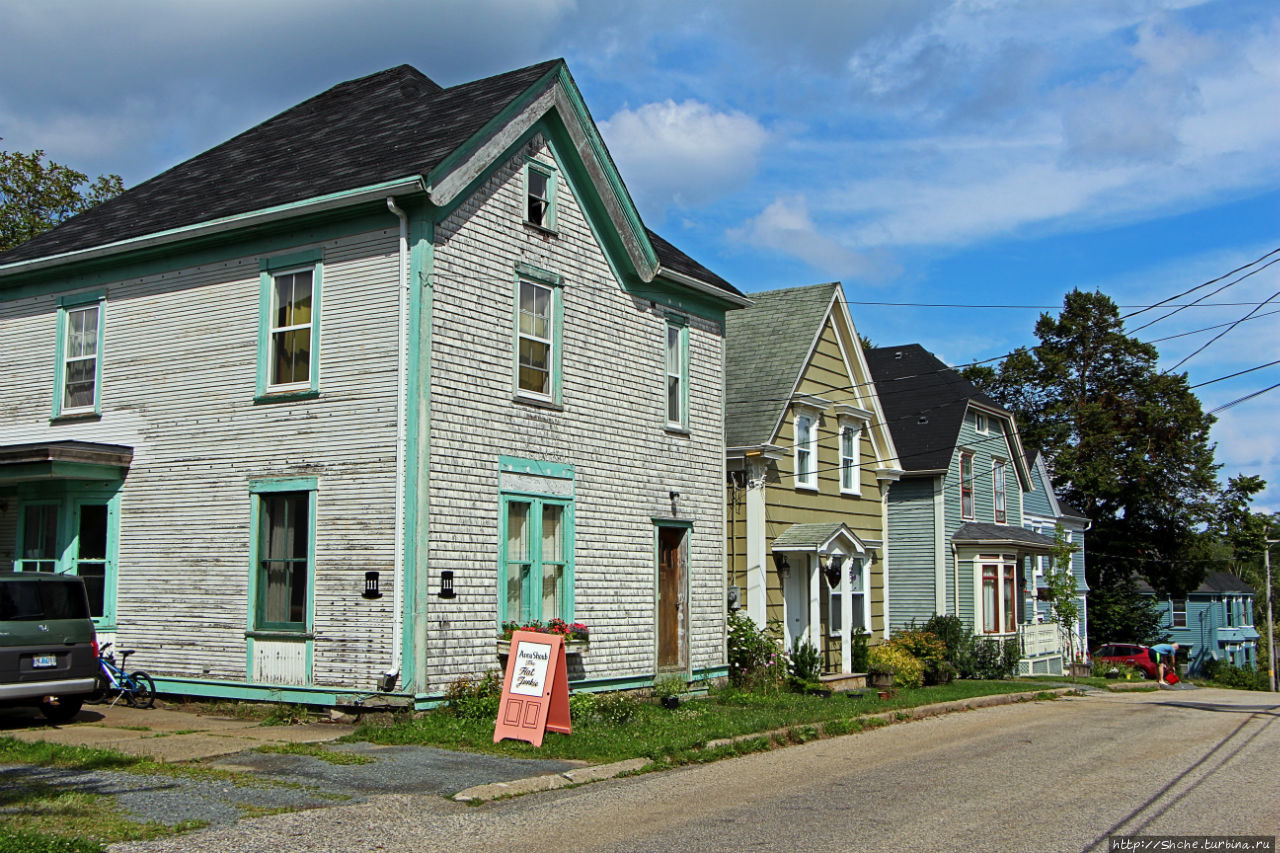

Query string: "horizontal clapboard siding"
[0, 223, 405, 692]
[424, 135, 726, 693]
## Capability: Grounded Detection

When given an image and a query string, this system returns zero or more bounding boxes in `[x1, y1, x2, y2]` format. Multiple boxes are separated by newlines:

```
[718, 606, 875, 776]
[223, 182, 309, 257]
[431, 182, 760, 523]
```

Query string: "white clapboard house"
[0, 60, 749, 707]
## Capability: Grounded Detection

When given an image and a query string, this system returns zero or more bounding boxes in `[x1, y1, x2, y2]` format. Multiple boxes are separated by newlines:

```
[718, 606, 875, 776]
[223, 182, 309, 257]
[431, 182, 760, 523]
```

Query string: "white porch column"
[840, 560, 854, 671]
[745, 458, 770, 628]
[808, 554, 822, 650]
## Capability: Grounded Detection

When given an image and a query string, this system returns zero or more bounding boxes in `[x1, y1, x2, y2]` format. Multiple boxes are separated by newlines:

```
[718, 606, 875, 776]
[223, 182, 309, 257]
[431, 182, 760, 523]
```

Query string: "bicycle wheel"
[126, 671, 156, 708]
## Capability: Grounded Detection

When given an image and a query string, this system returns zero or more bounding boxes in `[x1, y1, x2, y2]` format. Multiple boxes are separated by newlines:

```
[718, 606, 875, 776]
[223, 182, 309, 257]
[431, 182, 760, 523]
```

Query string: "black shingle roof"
[1135, 571, 1256, 596]
[725, 283, 839, 447]
[952, 523, 1055, 550]
[1, 61, 740, 298]
[865, 343, 1004, 473]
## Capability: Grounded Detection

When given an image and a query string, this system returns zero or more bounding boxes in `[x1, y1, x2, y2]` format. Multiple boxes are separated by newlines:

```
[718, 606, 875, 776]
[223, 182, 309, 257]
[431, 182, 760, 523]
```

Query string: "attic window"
[525, 160, 556, 231]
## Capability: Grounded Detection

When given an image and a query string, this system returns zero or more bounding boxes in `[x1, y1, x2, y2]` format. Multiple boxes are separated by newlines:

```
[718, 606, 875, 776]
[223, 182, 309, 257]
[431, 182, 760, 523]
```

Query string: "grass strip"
[254, 743, 372, 765]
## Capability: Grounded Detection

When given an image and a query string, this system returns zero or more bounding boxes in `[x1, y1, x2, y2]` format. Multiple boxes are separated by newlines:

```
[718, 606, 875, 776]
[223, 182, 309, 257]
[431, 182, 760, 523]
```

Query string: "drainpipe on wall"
[384, 197, 409, 692]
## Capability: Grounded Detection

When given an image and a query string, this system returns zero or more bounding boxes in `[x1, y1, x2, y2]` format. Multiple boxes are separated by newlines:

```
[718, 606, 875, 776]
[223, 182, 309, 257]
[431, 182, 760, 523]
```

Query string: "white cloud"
[731, 195, 900, 283]
[598, 99, 769, 214]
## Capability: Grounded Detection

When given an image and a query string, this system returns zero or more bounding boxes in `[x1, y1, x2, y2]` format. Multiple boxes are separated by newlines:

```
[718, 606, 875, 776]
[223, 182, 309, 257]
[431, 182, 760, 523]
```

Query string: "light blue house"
[1023, 452, 1090, 668]
[866, 345, 1065, 673]
[1137, 573, 1258, 676]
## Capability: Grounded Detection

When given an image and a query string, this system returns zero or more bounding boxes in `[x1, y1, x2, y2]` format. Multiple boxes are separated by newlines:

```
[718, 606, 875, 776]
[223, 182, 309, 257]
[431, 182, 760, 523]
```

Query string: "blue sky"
[3, 0, 1278, 510]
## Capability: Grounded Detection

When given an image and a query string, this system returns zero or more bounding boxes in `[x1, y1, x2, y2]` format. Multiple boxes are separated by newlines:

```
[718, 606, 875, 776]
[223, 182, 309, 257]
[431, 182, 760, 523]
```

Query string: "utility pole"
[1266, 539, 1277, 693]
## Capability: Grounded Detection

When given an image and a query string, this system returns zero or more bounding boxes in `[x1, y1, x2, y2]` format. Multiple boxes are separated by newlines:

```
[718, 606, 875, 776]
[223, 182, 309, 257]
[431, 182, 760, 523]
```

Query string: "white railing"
[1020, 622, 1062, 659]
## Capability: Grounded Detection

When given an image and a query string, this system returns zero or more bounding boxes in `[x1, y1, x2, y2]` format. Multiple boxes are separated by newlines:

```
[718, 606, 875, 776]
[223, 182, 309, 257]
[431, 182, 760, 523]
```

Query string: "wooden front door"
[657, 527, 688, 670]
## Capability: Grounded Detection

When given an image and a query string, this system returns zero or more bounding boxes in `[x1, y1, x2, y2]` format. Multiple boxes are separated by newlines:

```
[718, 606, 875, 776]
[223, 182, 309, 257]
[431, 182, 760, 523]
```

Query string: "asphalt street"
[111, 687, 1280, 853]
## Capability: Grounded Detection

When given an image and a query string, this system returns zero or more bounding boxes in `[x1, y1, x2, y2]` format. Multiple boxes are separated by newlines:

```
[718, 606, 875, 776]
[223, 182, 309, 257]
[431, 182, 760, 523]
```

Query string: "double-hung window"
[1171, 598, 1187, 629]
[839, 423, 861, 495]
[501, 494, 574, 624]
[794, 409, 818, 490]
[524, 160, 556, 230]
[665, 318, 689, 430]
[992, 459, 1007, 523]
[981, 561, 1018, 633]
[17, 504, 59, 573]
[960, 452, 975, 519]
[15, 491, 120, 627]
[513, 266, 563, 404]
[250, 480, 316, 633]
[257, 251, 322, 399]
[54, 292, 105, 417]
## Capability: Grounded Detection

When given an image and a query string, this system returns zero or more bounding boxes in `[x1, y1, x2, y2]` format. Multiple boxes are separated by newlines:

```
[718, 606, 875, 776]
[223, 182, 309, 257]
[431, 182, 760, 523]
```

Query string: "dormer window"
[525, 160, 556, 231]
[993, 459, 1007, 523]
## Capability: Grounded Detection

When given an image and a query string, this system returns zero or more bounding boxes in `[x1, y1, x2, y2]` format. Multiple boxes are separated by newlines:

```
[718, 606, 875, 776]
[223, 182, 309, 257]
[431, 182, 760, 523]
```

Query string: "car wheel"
[40, 696, 84, 723]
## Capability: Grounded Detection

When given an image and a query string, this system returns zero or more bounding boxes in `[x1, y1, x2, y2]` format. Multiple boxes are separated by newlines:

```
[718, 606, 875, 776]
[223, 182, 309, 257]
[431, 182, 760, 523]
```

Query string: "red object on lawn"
[1166, 671, 1180, 685]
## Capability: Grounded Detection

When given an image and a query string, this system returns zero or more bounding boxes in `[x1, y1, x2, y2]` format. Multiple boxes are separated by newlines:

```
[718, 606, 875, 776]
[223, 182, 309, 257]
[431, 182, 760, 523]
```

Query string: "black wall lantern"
[823, 554, 845, 588]
[438, 570, 456, 599]
[363, 571, 382, 599]
[771, 552, 790, 578]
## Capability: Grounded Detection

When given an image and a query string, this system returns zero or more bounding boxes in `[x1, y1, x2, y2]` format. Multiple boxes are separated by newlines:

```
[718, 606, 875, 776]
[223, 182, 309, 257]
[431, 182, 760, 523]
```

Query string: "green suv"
[0, 574, 99, 722]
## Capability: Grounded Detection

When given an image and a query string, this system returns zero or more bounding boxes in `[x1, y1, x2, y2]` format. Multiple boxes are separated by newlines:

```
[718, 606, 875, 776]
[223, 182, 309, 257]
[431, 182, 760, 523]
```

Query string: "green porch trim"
[404, 205, 434, 695]
[498, 455, 574, 479]
[0, 461, 123, 483]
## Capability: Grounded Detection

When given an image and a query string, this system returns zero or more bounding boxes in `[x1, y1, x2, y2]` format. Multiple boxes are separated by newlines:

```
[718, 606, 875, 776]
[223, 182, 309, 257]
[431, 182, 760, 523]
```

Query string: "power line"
[1165, 287, 1280, 374]
[1120, 246, 1280, 320]
[1208, 382, 1280, 415]
[1190, 361, 1280, 389]
[1127, 256, 1280, 334]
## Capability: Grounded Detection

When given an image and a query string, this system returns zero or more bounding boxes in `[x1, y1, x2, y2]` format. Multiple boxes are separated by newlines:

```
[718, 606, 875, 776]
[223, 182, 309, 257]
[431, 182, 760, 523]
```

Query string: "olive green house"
[725, 283, 902, 675]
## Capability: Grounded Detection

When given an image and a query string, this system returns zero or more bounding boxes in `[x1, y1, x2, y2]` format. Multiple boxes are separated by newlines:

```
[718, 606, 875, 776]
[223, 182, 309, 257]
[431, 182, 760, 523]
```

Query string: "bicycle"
[89, 641, 156, 708]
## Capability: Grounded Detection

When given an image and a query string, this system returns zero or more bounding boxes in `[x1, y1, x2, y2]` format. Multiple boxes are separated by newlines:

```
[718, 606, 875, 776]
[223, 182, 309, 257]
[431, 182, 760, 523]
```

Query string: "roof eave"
[0, 176, 427, 280]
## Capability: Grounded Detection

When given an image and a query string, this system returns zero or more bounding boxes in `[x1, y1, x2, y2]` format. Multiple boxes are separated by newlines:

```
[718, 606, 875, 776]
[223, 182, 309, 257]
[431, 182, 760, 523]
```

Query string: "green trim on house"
[51, 292, 105, 418]
[0, 202, 408, 302]
[259, 247, 323, 272]
[499, 455, 574, 479]
[12, 483, 121, 630]
[151, 676, 386, 707]
[247, 479, 318, 636]
[523, 157, 558, 232]
[511, 266, 564, 406]
[514, 260, 562, 286]
[403, 206, 434, 695]
[497, 490, 576, 625]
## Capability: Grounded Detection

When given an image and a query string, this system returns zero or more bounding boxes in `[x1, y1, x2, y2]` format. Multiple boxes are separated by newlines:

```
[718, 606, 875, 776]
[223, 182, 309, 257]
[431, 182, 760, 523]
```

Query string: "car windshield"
[0, 580, 90, 621]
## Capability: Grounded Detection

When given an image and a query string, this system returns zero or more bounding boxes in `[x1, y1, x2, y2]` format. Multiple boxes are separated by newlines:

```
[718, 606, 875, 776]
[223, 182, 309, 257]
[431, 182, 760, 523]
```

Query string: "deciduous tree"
[0, 140, 123, 252]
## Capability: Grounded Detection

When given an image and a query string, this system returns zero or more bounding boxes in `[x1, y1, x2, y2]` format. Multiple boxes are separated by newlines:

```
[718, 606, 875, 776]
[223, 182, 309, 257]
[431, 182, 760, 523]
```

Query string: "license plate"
[32, 654, 57, 669]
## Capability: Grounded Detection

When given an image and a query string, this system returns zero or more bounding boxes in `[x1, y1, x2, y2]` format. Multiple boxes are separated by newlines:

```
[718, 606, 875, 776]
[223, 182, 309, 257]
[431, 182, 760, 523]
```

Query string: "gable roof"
[1028, 451, 1090, 523]
[865, 343, 1007, 474]
[0, 60, 741, 302]
[724, 282, 840, 448]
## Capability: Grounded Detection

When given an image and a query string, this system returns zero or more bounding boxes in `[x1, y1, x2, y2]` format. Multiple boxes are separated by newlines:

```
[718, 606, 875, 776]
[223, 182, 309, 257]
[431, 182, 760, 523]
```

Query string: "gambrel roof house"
[0, 60, 748, 708]
[725, 283, 901, 679]
[865, 345, 1069, 673]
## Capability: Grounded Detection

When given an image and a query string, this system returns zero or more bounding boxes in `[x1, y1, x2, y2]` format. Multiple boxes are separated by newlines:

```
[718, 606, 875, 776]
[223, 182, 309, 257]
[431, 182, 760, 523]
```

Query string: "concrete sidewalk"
[1, 701, 355, 761]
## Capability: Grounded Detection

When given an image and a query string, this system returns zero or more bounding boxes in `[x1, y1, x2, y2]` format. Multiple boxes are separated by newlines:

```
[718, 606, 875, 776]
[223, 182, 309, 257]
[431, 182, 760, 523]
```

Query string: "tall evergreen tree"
[966, 290, 1221, 599]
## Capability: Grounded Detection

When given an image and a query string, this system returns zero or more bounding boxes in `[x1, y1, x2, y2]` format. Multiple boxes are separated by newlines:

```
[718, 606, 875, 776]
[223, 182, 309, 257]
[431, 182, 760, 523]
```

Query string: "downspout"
[385, 197, 409, 689]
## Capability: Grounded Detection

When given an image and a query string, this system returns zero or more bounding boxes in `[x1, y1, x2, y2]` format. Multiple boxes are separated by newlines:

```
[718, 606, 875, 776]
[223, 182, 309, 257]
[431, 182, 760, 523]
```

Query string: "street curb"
[452, 758, 650, 802]
[703, 687, 1078, 750]
[450, 689, 1074, 803]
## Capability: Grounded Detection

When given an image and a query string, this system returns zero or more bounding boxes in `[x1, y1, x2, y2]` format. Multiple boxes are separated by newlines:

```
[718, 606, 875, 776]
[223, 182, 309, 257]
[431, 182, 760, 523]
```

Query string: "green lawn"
[351, 680, 1049, 765]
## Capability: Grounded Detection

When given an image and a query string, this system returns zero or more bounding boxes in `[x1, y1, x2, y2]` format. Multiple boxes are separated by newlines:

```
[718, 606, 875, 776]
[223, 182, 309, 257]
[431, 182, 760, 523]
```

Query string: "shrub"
[593, 690, 640, 725]
[889, 629, 947, 664]
[868, 645, 924, 688]
[652, 674, 687, 700]
[923, 614, 970, 669]
[924, 660, 957, 685]
[1204, 661, 1270, 691]
[727, 610, 788, 692]
[443, 670, 503, 721]
[568, 691, 598, 720]
[790, 636, 822, 683]
[968, 637, 1020, 680]
[851, 631, 870, 672]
